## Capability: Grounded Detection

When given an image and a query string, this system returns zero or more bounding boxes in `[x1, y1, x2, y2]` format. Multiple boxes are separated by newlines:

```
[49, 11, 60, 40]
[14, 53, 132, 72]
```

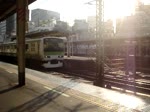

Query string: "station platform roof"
[26, 30, 69, 38]
[0, 0, 36, 22]
[10, 30, 69, 40]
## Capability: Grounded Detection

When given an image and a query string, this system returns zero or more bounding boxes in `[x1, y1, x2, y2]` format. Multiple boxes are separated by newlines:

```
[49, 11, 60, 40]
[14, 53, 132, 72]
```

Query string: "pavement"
[0, 61, 150, 112]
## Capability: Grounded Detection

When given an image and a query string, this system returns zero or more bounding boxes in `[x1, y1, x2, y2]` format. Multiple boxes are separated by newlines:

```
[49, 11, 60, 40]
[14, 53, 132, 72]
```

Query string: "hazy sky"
[29, 0, 150, 25]
[29, 0, 95, 25]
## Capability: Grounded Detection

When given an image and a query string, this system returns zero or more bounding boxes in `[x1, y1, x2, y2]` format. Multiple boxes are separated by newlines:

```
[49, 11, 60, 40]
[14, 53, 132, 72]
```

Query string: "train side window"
[12, 45, 14, 49]
[14, 45, 17, 49]
[147, 47, 150, 55]
[31, 43, 35, 52]
[142, 46, 146, 56]
[12, 45, 14, 50]
[146, 46, 149, 56]
[11, 45, 13, 49]
[26, 44, 29, 51]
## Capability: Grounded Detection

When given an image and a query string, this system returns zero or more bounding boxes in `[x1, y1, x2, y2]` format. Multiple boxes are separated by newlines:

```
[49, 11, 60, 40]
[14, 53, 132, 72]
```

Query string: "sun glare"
[104, 0, 137, 20]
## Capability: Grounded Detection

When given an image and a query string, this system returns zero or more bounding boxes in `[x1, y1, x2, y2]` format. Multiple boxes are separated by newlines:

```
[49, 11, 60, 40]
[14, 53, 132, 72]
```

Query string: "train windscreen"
[44, 38, 64, 54]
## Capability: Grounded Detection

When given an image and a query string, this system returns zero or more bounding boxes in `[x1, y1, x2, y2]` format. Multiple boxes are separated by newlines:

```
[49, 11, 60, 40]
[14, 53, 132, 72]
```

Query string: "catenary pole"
[94, 0, 104, 87]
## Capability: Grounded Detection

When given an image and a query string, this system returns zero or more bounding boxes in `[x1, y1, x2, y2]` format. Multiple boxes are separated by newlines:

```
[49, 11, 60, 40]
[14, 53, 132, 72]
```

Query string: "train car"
[0, 36, 66, 68]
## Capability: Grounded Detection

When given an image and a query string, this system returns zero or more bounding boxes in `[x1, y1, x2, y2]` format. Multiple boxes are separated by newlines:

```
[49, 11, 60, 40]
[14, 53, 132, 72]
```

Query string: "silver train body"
[0, 37, 65, 68]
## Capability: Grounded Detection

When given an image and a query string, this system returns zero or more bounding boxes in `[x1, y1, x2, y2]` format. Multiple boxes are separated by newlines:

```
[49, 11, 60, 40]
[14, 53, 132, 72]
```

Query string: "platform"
[0, 61, 150, 112]
[64, 56, 96, 73]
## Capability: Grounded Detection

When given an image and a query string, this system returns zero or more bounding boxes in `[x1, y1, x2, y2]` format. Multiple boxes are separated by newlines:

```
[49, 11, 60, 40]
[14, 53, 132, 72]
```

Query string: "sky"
[29, 0, 95, 25]
[29, 0, 150, 25]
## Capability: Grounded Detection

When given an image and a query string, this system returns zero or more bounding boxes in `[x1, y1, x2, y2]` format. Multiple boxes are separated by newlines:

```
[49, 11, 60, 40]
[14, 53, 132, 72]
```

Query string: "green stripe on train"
[44, 52, 64, 55]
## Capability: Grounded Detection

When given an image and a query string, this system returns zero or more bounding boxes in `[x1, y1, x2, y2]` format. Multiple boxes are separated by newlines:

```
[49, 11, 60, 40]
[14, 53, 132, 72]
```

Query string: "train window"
[11, 45, 13, 49]
[12, 45, 14, 49]
[135, 46, 139, 56]
[145, 46, 149, 56]
[142, 46, 146, 56]
[147, 47, 150, 55]
[26, 44, 29, 51]
[10, 45, 12, 50]
[4, 46, 6, 50]
[14, 45, 17, 49]
[12, 45, 14, 50]
[31, 43, 35, 52]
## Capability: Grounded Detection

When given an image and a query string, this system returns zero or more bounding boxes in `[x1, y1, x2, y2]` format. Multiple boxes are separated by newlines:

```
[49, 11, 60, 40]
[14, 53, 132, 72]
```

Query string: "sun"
[104, 0, 137, 20]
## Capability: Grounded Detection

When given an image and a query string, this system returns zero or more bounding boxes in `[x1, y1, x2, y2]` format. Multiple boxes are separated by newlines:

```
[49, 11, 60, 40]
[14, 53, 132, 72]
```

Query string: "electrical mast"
[94, 0, 104, 86]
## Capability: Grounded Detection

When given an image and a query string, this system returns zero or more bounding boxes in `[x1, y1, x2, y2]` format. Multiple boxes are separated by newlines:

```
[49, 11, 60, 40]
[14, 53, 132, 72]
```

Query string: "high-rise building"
[0, 14, 17, 42]
[31, 8, 60, 27]
[0, 20, 6, 42]
[6, 14, 16, 36]
[0, 20, 6, 35]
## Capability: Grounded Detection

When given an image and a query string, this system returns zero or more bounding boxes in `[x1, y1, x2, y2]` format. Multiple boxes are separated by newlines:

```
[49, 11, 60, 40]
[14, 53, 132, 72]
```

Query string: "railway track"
[42, 67, 150, 93]
[1, 59, 150, 94]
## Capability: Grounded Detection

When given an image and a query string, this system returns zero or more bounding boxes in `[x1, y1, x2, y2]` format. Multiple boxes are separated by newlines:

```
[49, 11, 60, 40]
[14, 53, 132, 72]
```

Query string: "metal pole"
[70, 35, 73, 56]
[16, 0, 27, 86]
[26, 5, 29, 32]
[94, 0, 104, 87]
[67, 36, 70, 57]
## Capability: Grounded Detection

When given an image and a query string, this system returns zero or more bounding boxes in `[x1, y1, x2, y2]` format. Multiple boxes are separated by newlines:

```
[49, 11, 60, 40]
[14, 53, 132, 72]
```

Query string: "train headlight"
[58, 55, 63, 58]
[45, 56, 50, 58]
[45, 56, 51, 58]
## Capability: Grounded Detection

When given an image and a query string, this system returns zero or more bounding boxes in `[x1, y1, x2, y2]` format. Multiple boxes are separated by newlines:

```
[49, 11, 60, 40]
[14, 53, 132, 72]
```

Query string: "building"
[28, 21, 35, 32]
[72, 19, 88, 32]
[116, 4, 150, 38]
[104, 19, 114, 38]
[0, 20, 6, 42]
[72, 19, 89, 41]
[53, 21, 71, 33]
[70, 18, 114, 56]
[87, 16, 96, 30]
[6, 14, 16, 36]
[31, 8, 60, 28]
[0, 14, 16, 42]
[0, 21, 6, 35]
[87, 16, 114, 38]
[70, 19, 96, 56]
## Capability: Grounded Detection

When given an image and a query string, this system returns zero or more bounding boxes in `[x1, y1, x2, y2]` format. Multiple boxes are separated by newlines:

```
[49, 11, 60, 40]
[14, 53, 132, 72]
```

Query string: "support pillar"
[16, 0, 28, 86]
[94, 0, 104, 87]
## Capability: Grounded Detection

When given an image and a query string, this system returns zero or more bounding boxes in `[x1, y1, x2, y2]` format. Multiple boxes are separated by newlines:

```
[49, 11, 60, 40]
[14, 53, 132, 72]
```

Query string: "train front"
[42, 37, 65, 68]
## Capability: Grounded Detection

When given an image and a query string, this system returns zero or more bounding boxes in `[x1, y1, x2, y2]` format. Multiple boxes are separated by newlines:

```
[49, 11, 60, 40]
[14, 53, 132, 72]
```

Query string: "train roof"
[11, 30, 69, 40]
[0, 36, 66, 45]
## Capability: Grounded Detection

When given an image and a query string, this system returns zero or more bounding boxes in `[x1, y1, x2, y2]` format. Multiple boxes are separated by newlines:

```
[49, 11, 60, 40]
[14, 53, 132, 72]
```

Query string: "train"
[0, 36, 66, 68]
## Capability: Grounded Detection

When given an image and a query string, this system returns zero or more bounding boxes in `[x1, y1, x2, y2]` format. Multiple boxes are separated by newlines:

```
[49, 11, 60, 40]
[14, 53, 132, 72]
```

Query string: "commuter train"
[0, 36, 66, 68]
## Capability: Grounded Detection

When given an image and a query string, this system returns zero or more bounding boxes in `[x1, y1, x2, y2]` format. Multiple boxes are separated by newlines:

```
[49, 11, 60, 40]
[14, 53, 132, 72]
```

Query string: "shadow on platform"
[0, 85, 19, 94]
[7, 84, 96, 112]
